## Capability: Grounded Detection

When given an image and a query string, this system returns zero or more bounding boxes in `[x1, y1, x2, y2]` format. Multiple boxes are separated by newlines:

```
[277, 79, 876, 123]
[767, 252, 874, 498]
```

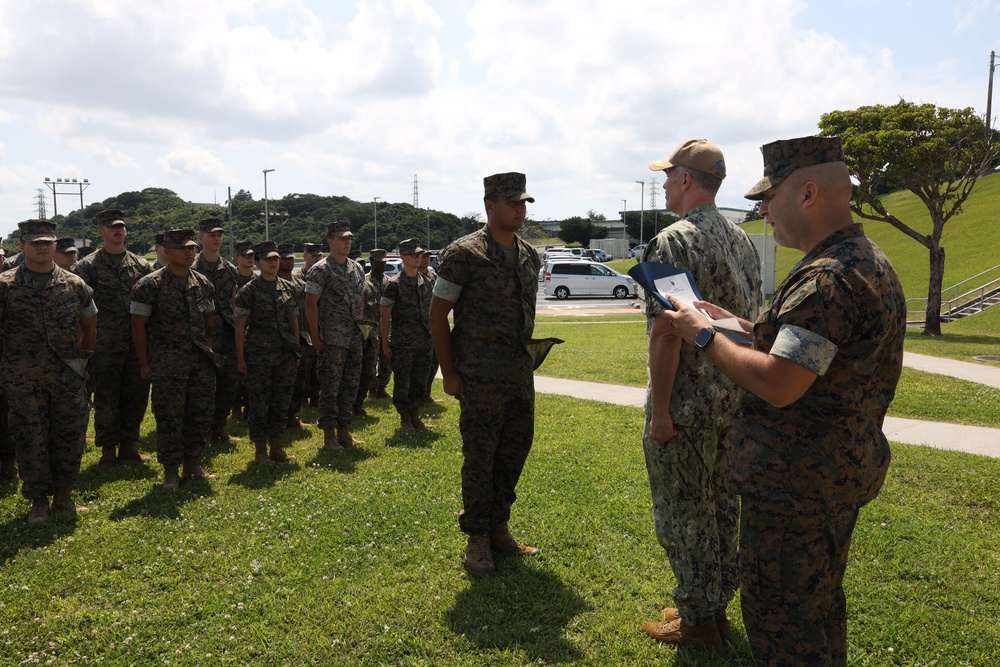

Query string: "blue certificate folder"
[628, 262, 752, 345]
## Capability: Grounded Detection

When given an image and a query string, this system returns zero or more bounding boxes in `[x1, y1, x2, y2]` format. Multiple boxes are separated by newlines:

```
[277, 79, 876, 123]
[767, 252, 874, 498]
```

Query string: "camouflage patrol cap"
[303, 242, 323, 256]
[78, 246, 95, 258]
[348, 249, 362, 260]
[253, 240, 280, 259]
[198, 218, 225, 234]
[96, 208, 127, 227]
[648, 138, 726, 180]
[276, 243, 296, 259]
[369, 248, 387, 262]
[162, 228, 198, 248]
[18, 219, 57, 242]
[397, 238, 421, 255]
[745, 135, 845, 200]
[154, 232, 165, 247]
[483, 172, 535, 203]
[234, 241, 254, 256]
[326, 220, 353, 238]
[55, 238, 78, 254]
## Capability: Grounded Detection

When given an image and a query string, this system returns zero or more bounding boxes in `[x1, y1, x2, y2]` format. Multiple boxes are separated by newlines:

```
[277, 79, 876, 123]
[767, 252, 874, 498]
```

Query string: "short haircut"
[676, 166, 723, 197]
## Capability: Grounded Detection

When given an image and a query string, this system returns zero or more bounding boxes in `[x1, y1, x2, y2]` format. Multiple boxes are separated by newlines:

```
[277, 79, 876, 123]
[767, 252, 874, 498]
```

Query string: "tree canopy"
[818, 100, 997, 335]
[557, 216, 607, 246]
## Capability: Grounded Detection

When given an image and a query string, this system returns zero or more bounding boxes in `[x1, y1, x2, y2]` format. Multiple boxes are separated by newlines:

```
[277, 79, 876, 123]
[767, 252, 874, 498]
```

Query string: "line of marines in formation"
[0, 210, 442, 525]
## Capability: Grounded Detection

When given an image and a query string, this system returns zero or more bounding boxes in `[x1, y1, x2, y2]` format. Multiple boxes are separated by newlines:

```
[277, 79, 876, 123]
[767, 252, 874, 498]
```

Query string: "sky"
[0, 0, 997, 240]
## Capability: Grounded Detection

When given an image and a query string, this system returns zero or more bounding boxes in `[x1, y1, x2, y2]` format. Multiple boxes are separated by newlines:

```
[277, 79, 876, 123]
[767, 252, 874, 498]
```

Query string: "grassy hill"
[740, 170, 1000, 303]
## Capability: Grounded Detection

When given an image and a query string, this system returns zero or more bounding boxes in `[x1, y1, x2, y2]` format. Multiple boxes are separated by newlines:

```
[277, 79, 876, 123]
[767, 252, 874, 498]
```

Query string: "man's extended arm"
[648, 314, 682, 443]
[429, 295, 463, 398]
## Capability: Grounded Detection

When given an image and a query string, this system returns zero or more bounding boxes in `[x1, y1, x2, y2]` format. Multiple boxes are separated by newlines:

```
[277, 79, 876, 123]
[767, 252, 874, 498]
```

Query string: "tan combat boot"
[180, 456, 214, 482]
[51, 487, 87, 516]
[27, 497, 50, 524]
[659, 608, 732, 641]
[353, 402, 368, 418]
[97, 447, 118, 469]
[321, 430, 344, 453]
[253, 441, 272, 465]
[269, 437, 295, 463]
[162, 465, 180, 490]
[465, 534, 495, 577]
[640, 617, 722, 649]
[336, 425, 363, 448]
[410, 410, 432, 430]
[489, 522, 540, 556]
[400, 412, 416, 432]
[117, 442, 151, 463]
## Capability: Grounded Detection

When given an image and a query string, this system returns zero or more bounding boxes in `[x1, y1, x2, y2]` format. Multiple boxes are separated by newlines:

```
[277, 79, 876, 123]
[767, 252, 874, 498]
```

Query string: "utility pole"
[987, 50, 996, 142]
[43, 177, 90, 236]
[36, 189, 47, 219]
[649, 176, 659, 236]
[635, 181, 644, 246]
[373, 197, 380, 248]
[413, 174, 419, 208]
[621, 199, 627, 243]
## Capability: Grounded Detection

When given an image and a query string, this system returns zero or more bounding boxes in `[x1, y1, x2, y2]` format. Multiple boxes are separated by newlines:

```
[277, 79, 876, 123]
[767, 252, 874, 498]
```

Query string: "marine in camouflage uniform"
[638, 140, 763, 648]
[304, 221, 367, 450]
[194, 218, 240, 444]
[353, 251, 384, 417]
[72, 208, 153, 468]
[367, 251, 392, 399]
[130, 228, 222, 489]
[661, 136, 906, 667]
[418, 251, 440, 402]
[430, 172, 543, 577]
[287, 243, 318, 425]
[381, 240, 435, 430]
[234, 241, 301, 464]
[0, 220, 97, 524]
[230, 241, 256, 421]
[54, 238, 78, 270]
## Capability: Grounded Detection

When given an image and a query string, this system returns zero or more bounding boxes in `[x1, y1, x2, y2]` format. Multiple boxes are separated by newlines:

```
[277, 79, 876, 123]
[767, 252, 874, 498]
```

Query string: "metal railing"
[906, 263, 1000, 323]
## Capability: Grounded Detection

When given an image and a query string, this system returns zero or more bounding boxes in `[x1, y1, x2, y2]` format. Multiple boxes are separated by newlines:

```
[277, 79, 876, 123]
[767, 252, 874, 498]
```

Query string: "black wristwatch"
[694, 327, 717, 350]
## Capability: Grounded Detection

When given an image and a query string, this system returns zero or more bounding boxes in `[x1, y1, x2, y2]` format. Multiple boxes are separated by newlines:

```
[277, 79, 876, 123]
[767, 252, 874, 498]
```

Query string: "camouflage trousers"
[9, 362, 89, 499]
[247, 353, 299, 442]
[425, 350, 439, 398]
[316, 341, 362, 430]
[739, 497, 858, 667]
[150, 353, 216, 465]
[0, 395, 11, 461]
[389, 345, 433, 414]
[642, 422, 738, 626]
[289, 344, 316, 419]
[457, 377, 535, 536]
[211, 329, 238, 432]
[374, 345, 392, 393]
[90, 348, 151, 449]
[354, 332, 379, 407]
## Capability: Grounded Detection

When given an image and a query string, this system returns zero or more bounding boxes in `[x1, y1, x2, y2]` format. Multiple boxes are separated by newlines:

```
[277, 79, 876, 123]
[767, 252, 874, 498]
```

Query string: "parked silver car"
[542, 260, 636, 299]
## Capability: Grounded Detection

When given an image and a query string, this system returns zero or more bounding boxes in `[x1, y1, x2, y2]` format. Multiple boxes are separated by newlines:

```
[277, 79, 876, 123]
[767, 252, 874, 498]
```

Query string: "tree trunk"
[923, 244, 946, 336]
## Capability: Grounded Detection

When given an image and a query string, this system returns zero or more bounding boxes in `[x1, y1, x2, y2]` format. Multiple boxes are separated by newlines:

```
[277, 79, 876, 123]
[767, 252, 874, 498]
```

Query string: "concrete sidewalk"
[534, 351, 1000, 459]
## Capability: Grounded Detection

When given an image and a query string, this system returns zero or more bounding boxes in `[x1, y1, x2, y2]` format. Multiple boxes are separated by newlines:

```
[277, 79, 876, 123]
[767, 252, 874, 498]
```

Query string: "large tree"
[557, 216, 607, 246]
[819, 101, 997, 335]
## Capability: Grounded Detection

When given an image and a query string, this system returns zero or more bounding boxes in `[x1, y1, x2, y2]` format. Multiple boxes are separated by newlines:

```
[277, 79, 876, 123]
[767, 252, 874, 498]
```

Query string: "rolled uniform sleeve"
[432, 276, 462, 303]
[770, 324, 838, 375]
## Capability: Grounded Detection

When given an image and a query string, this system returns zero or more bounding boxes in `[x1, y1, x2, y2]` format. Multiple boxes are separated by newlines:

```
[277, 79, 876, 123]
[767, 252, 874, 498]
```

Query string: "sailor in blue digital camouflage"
[430, 172, 543, 578]
[287, 242, 319, 425]
[72, 208, 153, 468]
[130, 228, 222, 490]
[234, 241, 301, 464]
[304, 221, 367, 451]
[194, 218, 240, 445]
[0, 219, 97, 525]
[381, 239, 435, 431]
[354, 248, 384, 417]
[230, 240, 256, 421]
[366, 249, 392, 399]
[659, 135, 906, 667]
[638, 139, 763, 649]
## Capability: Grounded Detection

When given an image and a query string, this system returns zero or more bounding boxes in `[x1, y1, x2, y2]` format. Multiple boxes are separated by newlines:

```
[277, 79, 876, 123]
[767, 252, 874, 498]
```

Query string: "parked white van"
[542, 260, 636, 299]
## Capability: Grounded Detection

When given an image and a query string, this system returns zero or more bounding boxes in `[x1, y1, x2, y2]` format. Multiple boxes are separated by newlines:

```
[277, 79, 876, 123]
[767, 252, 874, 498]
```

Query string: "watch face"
[695, 327, 715, 349]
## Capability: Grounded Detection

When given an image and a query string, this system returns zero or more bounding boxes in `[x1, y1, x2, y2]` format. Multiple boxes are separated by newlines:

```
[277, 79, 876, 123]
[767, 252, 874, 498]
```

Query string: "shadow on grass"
[446, 561, 587, 664]
[228, 460, 301, 490]
[306, 443, 375, 473]
[108, 480, 217, 522]
[0, 508, 79, 564]
[384, 427, 443, 449]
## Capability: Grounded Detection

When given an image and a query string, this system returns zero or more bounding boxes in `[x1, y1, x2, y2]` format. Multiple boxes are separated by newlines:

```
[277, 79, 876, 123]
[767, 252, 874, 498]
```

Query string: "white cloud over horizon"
[0, 0, 996, 238]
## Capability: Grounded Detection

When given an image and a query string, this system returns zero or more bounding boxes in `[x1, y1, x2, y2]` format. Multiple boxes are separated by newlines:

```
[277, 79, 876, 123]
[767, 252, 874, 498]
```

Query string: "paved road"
[536, 292, 642, 315]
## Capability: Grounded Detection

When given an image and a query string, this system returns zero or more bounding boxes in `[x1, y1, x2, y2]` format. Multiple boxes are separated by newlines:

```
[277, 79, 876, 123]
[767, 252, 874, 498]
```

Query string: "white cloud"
[159, 146, 235, 185]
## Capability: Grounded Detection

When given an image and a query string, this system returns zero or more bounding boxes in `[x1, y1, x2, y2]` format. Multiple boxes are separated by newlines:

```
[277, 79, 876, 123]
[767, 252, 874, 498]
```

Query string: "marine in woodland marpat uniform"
[429, 172, 543, 578]
[638, 140, 763, 649]
[0, 219, 97, 524]
[72, 208, 153, 469]
[54, 238, 78, 270]
[130, 228, 222, 490]
[354, 248, 384, 417]
[660, 136, 906, 667]
[288, 242, 319, 424]
[230, 240, 256, 421]
[380, 239, 435, 431]
[304, 221, 367, 451]
[366, 249, 392, 399]
[194, 218, 240, 444]
[234, 241, 301, 464]
[417, 248, 441, 403]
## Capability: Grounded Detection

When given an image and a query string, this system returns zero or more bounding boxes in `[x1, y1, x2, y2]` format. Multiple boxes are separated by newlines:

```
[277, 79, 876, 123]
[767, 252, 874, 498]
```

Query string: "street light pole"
[43, 177, 90, 238]
[621, 199, 627, 244]
[263, 169, 275, 241]
[373, 197, 380, 248]
[635, 180, 645, 247]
